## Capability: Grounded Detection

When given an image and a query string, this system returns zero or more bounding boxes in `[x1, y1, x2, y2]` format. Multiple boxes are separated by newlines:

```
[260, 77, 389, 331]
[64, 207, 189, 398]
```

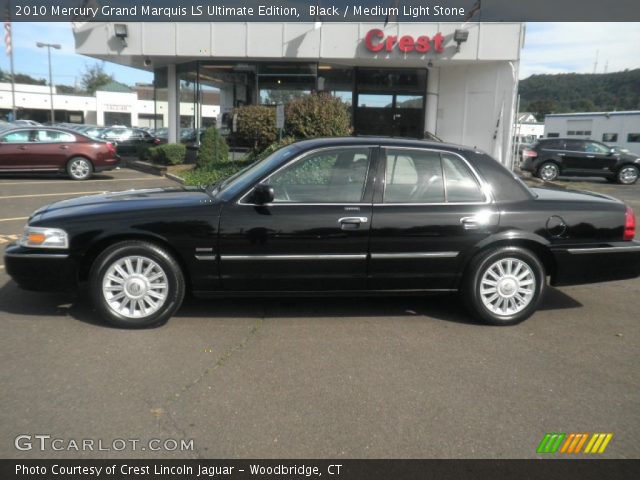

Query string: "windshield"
[214, 144, 302, 200]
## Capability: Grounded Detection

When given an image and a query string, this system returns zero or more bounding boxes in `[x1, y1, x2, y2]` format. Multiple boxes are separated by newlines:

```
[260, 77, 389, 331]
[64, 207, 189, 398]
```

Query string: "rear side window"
[539, 140, 562, 149]
[35, 130, 75, 143]
[564, 140, 584, 151]
[383, 150, 485, 204]
[441, 154, 485, 203]
[385, 150, 444, 203]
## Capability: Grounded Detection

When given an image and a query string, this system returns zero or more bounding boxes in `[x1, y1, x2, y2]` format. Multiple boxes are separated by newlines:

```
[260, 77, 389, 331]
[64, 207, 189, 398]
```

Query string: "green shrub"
[152, 144, 186, 165]
[180, 160, 255, 186]
[285, 94, 352, 139]
[245, 136, 297, 163]
[234, 105, 277, 152]
[197, 127, 229, 169]
[136, 143, 152, 161]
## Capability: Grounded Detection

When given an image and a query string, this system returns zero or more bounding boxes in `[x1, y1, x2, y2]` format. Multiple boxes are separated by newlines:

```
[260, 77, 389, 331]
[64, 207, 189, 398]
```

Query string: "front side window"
[266, 148, 370, 203]
[1, 130, 32, 143]
[584, 142, 610, 154]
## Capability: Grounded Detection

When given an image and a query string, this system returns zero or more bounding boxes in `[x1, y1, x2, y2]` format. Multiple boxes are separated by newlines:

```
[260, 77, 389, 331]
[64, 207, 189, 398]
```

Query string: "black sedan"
[5, 137, 640, 328]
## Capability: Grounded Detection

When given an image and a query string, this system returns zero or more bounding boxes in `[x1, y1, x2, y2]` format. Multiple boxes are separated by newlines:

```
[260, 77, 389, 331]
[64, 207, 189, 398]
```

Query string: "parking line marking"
[0, 217, 29, 222]
[0, 191, 104, 200]
[0, 265, 4, 270]
[0, 177, 160, 186]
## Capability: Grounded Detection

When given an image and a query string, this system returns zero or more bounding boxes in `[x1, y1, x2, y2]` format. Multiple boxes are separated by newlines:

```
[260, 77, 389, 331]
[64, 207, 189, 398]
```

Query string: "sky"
[1, 22, 639, 86]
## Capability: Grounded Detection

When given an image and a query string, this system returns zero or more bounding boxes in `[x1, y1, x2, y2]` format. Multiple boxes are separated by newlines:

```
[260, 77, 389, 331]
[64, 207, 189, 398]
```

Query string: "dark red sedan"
[0, 126, 120, 180]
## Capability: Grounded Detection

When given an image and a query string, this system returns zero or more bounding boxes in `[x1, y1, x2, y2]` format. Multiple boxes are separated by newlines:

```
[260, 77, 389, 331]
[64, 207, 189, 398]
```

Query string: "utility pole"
[36, 42, 61, 123]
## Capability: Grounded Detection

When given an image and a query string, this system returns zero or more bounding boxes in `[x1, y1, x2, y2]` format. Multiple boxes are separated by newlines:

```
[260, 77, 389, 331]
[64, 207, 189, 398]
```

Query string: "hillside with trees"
[519, 69, 640, 121]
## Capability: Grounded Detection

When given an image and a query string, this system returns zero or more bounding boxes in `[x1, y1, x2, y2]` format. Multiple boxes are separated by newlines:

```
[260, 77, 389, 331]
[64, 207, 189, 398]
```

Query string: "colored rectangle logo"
[537, 433, 613, 454]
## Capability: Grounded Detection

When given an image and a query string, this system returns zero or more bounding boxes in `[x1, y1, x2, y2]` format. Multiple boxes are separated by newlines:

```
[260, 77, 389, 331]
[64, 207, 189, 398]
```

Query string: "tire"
[89, 241, 185, 328]
[537, 162, 559, 182]
[67, 157, 93, 180]
[463, 246, 545, 326]
[616, 165, 639, 185]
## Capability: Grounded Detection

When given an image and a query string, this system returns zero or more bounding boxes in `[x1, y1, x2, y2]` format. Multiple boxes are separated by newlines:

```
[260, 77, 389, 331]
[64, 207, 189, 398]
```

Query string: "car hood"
[530, 186, 622, 204]
[31, 187, 216, 223]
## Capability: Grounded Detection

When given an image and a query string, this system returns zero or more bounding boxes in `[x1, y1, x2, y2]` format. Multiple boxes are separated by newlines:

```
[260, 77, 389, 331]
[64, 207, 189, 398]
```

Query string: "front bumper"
[4, 244, 78, 292]
[551, 241, 640, 286]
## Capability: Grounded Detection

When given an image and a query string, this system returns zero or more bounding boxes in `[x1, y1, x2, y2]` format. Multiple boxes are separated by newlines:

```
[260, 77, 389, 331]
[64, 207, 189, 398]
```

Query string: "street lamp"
[36, 42, 61, 123]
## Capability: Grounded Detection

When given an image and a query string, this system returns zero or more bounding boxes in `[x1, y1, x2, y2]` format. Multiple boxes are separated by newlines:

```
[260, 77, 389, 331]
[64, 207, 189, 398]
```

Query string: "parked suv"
[521, 138, 640, 184]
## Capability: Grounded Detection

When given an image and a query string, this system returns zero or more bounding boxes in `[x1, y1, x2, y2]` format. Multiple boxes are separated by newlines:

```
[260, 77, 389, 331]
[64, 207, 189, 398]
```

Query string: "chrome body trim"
[371, 252, 459, 259]
[567, 246, 640, 254]
[4, 252, 70, 259]
[195, 255, 217, 261]
[221, 254, 367, 261]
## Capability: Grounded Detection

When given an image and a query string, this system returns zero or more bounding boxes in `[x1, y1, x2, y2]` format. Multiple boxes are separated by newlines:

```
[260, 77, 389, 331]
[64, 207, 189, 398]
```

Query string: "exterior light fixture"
[454, 29, 469, 53]
[114, 24, 128, 46]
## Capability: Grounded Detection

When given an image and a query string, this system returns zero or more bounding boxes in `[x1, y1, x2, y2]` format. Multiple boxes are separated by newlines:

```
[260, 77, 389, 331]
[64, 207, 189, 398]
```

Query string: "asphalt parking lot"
[0, 169, 638, 459]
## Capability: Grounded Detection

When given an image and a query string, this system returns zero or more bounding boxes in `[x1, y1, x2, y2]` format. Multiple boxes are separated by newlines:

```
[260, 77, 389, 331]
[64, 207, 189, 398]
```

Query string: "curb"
[124, 159, 167, 176]
[165, 172, 186, 185]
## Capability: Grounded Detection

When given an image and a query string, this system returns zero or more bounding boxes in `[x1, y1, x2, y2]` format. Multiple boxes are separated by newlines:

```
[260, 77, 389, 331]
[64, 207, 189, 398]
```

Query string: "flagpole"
[5, 1, 16, 120]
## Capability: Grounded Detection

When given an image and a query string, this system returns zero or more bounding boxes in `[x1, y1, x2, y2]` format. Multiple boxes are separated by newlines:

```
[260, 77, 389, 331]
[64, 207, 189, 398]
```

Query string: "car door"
[218, 146, 376, 291]
[27, 129, 76, 169]
[583, 140, 618, 173]
[0, 130, 36, 170]
[368, 147, 498, 290]
[561, 140, 592, 173]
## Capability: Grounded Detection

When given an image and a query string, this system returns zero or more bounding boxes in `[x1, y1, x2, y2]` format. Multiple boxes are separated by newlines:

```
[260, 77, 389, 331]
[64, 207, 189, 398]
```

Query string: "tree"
[81, 62, 113, 94]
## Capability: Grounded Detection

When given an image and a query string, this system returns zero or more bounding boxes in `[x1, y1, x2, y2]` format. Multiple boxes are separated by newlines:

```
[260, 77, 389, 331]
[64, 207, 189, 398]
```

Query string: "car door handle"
[339, 217, 368, 230]
[557, 153, 565, 156]
[460, 217, 481, 230]
[59, 145, 69, 150]
[18, 146, 27, 150]
[586, 155, 595, 158]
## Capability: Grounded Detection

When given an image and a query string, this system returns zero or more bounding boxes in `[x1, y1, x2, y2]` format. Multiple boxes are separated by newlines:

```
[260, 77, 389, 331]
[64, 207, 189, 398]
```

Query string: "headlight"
[19, 226, 69, 249]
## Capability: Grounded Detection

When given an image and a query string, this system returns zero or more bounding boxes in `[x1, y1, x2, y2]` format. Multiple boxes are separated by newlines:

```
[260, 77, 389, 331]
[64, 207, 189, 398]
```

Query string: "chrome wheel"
[618, 166, 639, 185]
[539, 163, 558, 181]
[69, 158, 91, 180]
[479, 258, 536, 317]
[102, 255, 169, 319]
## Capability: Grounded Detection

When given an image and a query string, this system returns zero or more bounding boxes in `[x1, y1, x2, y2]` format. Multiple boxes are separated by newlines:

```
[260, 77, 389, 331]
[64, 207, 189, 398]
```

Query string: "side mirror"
[609, 148, 617, 155]
[253, 184, 274, 204]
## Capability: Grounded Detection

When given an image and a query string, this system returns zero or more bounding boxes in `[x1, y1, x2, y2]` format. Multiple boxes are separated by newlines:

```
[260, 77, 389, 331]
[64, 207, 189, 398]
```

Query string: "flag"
[384, 0, 401, 27]
[4, 22, 11, 56]
[464, 0, 481, 22]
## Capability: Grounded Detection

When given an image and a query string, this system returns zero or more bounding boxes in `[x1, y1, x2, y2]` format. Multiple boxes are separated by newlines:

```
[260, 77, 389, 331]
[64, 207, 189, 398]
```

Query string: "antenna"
[593, 50, 599, 74]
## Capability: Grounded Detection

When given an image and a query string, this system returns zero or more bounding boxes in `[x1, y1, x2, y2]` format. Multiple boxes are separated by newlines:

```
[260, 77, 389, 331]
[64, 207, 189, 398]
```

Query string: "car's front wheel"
[463, 247, 545, 326]
[537, 162, 559, 182]
[617, 165, 639, 185]
[90, 241, 185, 328]
[67, 157, 93, 180]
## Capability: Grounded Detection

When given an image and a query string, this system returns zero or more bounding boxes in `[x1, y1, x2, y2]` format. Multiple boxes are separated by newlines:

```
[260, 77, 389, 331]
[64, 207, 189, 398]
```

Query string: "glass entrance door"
[354, 68, 426, 139]
[355, 93, 424, 138]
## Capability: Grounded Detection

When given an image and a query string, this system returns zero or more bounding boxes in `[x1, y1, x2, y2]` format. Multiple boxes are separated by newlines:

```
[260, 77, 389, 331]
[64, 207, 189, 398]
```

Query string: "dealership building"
[72, 22, 524, 164]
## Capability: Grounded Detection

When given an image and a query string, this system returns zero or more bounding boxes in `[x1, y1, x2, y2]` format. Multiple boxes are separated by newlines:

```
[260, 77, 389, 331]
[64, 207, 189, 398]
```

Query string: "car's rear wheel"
[537, 162, 559, 182]
[617, 165, 639, 185]
[89, 241, 185, 328]
[67, 157, 93, 180]
[463, 247, 545, 326]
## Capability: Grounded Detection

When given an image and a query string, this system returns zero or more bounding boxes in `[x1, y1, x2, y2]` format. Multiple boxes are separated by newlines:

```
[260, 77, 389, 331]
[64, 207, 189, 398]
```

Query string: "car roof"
[291, 136, 478, 155]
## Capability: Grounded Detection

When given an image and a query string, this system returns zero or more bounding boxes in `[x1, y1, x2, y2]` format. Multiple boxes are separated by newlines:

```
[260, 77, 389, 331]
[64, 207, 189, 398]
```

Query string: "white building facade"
[72, 22, 524, 164]
[545, 111, 640, 154]
[0, 82, 220, 128]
